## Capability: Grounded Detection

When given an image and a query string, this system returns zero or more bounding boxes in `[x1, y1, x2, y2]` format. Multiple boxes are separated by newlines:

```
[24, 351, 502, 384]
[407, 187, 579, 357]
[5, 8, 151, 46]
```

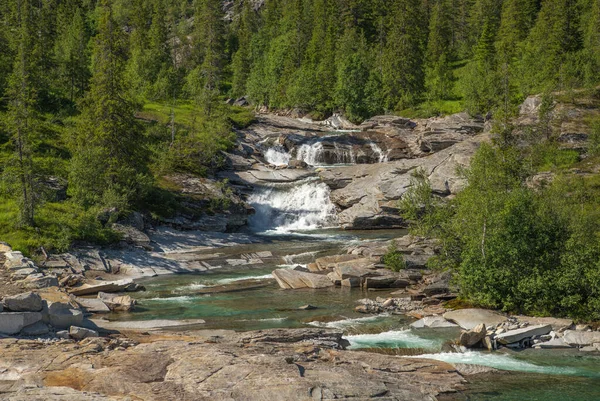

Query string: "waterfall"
[248, 180, 337, 233]
[296, 143, 325, 166]
[264, 145, 291, 166]
[369, 143, 389, 163]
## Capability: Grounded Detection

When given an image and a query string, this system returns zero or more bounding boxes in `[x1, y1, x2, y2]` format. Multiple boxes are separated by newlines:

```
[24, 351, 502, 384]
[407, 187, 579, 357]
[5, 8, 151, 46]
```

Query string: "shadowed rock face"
[0, 328, 465, 401]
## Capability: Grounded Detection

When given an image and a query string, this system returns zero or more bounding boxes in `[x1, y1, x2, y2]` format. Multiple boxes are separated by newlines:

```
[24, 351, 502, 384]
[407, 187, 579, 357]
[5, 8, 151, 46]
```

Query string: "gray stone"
[86, 318, 206, 331]
[55, 330, 70, 339]
[410, 316, 459, 329]
[10, 267, 39, 279]
[97, 292, 136, 312]
[459, 323, 487, 347]
[69, 279, 135, 296]
[3, 251, 31, 270]
[73, 297, 111, 313]
[45, 303, 84, 329]
[70, 326, 99, 340]
[496, 324, 552, 345]
[0, 312, 42, 334]
[443, 309, 507, 330]
[21, 321, 50, 336]
[3, 292, 43, 312]
[341, 278, 360, 288]
[20, 275, 59, 289]
[272, 269, 333, 289]
[533, 337, 572, 349]
[563, 330, 600, 347]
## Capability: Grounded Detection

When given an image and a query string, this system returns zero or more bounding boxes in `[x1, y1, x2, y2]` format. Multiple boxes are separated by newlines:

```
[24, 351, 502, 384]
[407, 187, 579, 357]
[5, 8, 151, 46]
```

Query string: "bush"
[383, 242, 406, 272]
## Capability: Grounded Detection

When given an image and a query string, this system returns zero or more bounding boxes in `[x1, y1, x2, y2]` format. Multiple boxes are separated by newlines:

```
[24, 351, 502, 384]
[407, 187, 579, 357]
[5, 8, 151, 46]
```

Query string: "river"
[110, 142, 600, 400]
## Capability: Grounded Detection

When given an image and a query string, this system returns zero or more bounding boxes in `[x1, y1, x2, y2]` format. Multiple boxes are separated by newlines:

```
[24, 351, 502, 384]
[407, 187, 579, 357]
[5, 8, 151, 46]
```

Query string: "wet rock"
[496, 324, 552, 345]
[533, 337, 572, 349]
[459, 323, 486, 347]
[272, 269, 334, 289]
[3, 292, 43, 312]
[443, 308, 507, 330]
[70, 326, 99, 340]
[341, 278, 360, 288]
[298, 304, 317, 310]
[0, 312, 42, 334]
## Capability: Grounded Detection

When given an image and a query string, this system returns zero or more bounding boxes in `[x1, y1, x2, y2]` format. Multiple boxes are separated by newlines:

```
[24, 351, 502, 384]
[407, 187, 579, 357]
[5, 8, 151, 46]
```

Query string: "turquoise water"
[103, 228, 600, 399]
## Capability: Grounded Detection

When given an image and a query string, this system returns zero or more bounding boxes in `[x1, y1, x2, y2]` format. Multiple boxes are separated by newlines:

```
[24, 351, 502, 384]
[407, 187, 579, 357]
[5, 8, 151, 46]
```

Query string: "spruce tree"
[5, 0, 42, 226]
[496, 0, 539, 65]
[520, 0, 583, 93]
[231, 0, 258, 97]
[69, 0, 148, 208]
[54, 6, 90, 103]
[381, 0, 427, 110]
[583, 0, 600, 85]
[188, 0, 226, 112]
[425, 0, 455, 100]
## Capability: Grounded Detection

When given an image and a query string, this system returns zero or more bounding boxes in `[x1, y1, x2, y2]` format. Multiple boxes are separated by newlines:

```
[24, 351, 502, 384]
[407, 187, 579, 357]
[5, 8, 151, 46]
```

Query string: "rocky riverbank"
[0, 327, 466, 400]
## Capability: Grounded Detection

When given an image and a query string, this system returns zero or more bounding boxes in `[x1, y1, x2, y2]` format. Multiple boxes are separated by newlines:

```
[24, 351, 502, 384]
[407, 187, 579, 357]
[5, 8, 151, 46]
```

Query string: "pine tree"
[231, 0, 258, 97]
[69, 0, 148, 208]
[583, 0, 600, 85]
[425, 0, 454, 100]
[520, 0, 583, 93]
[381, 0, 427, 110]
[54, 6, 90, 103]
[5, 0, 42, 226]
[461, 18, 500, 114]
[188, 0, 226, 112]
[496, 0, 539, 65]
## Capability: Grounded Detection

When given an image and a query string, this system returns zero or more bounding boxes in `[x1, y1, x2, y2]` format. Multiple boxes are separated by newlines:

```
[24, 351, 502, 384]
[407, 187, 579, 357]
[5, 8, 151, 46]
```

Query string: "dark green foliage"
[383, 241, 406, 272]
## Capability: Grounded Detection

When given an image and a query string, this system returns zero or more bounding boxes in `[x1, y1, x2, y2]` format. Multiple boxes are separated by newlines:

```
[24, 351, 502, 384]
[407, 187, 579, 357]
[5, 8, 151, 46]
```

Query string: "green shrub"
[383, 242, 406, 272]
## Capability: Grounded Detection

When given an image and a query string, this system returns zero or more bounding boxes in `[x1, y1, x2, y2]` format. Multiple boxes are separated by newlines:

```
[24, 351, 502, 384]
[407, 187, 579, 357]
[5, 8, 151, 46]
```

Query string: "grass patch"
[0, 199, 119, 255]
[398, 99, 464, 119]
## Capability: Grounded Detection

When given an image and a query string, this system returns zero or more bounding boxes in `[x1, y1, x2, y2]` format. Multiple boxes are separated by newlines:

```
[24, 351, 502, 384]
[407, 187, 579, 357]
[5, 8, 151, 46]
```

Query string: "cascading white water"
[295, 143, 325, 166]
[248, 180, 337, 233]
[264, 145, 291, 166]
[369, 142, 390, 163]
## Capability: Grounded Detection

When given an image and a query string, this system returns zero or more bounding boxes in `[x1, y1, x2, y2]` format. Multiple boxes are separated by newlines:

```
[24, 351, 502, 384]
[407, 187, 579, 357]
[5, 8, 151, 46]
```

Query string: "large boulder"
[0, 312, 42, 334]
[459, 323, 487, 347]
[73, 297, 111, 313]
[272, 269, 334, 289]
[410, 316, 459, 329]
[98, 292, 136, 312]
[3, 292, 43, 312]
[314, 254, 360, 271]
[69, 326, 99, 340]
[495, 324, 552, 345]
[443, 309, 507, 330]
[44, 302, 84, 329]
[69, 279, 136, 296]
[3, 251, 32, 270]
[562, 330, 600, 347]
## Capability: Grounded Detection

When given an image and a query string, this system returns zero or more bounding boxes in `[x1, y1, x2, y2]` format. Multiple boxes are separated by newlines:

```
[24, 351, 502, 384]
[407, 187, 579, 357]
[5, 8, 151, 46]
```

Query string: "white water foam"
[264, 146, 291, 166]
[308, 314, 390, 329]
[143, 296, 198, 303]
[409, 351, 582, 376]
[248, 181, 337, 233]
[345, 330, 442, 350]
[238, 317, 288, 322]
[296, 142, 325, 166]
[369, 142, 389, 163]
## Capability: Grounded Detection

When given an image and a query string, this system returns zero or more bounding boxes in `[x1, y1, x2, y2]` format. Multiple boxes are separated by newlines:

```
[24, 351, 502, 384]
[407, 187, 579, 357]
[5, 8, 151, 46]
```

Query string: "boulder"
[496, 324, 552, 345]
[97, 292, 136, 312]
[341, 278, 360, 288]
[410, 316, 459, 329]
[459, 323, 487, 347]
[0, 312, 42, 334]
[69, 326, 99, 340]
[21, 321, 50, 336]
[326, 271, 342, 285]
[4, 251, 31, 270]
[272, 269, 334, 289]
[562, 330, 600, 347]
[45, 302, 84, 329]
[533, 337, 572, 349]
[363, 276, 408, 289]
[443, 308, 507, 330]
[314, 254, 360, 271]
[56, 330, 70, 339]
[3, 292, 43, 312]
[20, 274, 59, 289]
[10, 267, 40, 279]
[73, 297, 111, 313]
[69, 279, 135, 296]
